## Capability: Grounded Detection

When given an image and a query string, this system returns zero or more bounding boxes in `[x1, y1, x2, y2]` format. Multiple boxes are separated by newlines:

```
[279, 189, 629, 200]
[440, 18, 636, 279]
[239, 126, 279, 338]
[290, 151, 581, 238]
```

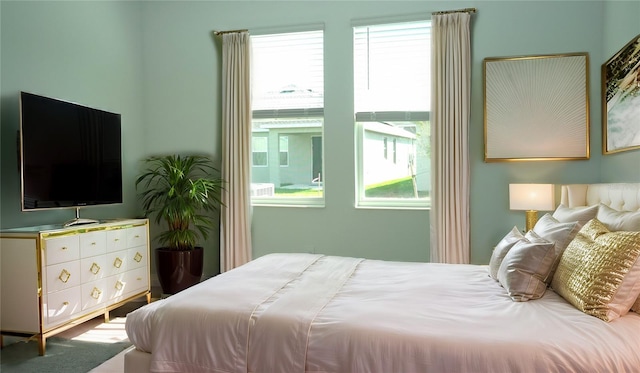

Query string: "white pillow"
[552, 204, 599, 226]
[532, 214, 580, 284]
[488, 226, 524, 280]
[497, 230, 556, 301]
[596, 204, 640, 231]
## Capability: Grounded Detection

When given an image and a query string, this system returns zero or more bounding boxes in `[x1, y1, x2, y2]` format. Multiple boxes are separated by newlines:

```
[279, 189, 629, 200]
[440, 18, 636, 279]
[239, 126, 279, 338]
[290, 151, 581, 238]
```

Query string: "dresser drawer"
[80, 255, 107, 283]
[106, 229, 127, 253]
[104, 270, 146, 301]
[105, 249, 128, 276]
[122, 267, 149, 298]
[45, 260, 82, 293]
[104, 273, 127, 302]
[44, 286, 82, 328]
[127, 246, 148, 270]
[80, 231, 107, 258]
[44, 235, 80, 266]
[81, 279, 107, 311]
[126, 226, 147, 248]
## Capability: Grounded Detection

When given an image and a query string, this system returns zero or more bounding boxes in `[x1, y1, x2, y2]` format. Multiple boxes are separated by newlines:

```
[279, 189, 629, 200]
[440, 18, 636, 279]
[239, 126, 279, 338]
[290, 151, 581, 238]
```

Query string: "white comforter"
[126, 253, 640, 373]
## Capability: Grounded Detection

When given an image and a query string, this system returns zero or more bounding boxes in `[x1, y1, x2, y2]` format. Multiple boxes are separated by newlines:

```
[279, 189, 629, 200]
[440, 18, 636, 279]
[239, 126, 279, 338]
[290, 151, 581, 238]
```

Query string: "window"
[354, 20, 431, 208]
[251, 29, 324, 204]
[393, 138, 397, 164]
[383, 137, 388, 159]
[252, 136, 268, 167]
[279, 135, 289, 166]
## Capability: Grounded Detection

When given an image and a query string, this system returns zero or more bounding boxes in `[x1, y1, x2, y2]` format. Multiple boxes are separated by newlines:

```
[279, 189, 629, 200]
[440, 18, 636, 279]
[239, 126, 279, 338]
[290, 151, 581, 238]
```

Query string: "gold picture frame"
[483, 53, 590, 162]
[602, 34, 640, 154]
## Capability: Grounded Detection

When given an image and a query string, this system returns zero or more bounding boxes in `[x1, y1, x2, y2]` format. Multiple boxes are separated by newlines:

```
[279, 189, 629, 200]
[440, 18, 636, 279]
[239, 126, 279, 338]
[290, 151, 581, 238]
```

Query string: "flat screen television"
[19, 91, 122, 224]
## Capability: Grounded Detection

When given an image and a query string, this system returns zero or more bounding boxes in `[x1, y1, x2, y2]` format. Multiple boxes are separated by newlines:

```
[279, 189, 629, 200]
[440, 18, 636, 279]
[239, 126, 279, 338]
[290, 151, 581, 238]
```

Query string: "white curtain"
[429, 12, 472, 264]
[220, 32, 252, 272]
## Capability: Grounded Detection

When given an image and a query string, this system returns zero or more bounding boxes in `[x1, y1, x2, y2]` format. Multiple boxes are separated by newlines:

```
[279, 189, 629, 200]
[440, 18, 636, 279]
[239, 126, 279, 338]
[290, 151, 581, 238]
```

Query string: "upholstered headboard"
[560, 183, 640, 212]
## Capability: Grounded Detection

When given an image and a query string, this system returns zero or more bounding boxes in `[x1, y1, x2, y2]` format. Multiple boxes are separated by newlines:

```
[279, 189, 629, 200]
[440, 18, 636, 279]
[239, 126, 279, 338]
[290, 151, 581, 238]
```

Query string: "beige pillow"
[532, 214, 580, 284]
[551, 219, 640, 322]
[552, 204, 599, 226]
[497, 231, 556, 302]
[597, 204, 640, 231]
[488, 226, 524, 280]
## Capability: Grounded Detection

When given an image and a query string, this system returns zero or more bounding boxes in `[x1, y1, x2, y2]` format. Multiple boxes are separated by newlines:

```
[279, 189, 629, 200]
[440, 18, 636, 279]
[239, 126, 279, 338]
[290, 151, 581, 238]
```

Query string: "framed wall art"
[602, 34, 640, 154]
[484, 53, 590, 162]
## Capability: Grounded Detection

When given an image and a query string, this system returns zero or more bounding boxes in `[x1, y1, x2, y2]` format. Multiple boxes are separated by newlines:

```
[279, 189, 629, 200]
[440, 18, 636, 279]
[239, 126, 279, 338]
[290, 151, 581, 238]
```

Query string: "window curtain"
[429, 12, 472, 264]
[220, 31, 252, 272]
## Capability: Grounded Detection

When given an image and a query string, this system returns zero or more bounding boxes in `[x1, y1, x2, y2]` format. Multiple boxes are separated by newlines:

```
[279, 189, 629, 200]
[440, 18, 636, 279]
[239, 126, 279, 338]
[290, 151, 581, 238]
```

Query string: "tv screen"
[19, 91, 123, 211]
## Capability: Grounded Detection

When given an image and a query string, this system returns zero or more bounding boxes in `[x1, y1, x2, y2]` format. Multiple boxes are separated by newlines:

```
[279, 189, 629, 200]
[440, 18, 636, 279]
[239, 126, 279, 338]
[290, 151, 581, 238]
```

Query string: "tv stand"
[63, 218, 100, 227]
[63, 207, 99, 227]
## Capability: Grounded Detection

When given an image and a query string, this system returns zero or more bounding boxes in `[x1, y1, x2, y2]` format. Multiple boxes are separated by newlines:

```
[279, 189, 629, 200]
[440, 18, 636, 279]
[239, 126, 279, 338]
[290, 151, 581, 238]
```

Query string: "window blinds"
[354, 21, 431, 118]
[251, 30, 324, 117]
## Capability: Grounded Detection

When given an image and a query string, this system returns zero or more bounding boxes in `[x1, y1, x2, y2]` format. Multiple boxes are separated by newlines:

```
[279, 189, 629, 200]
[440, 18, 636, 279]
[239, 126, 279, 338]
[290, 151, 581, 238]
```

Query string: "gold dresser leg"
[38, 335, 46, 356]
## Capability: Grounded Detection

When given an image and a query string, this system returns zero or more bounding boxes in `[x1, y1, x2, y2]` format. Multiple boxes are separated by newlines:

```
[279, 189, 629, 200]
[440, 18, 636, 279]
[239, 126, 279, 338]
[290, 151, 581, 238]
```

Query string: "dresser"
[0, 219, 150, 355]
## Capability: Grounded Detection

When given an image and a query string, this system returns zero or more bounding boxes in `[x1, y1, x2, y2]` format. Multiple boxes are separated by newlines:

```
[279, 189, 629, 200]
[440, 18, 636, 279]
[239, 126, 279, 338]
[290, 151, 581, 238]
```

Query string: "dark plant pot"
[156, 247, 204, 295]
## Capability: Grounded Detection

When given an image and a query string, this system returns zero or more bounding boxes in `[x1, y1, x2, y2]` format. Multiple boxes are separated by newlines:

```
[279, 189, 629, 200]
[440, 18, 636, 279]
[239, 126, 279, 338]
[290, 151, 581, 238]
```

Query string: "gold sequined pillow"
[551, 219, 640, 321]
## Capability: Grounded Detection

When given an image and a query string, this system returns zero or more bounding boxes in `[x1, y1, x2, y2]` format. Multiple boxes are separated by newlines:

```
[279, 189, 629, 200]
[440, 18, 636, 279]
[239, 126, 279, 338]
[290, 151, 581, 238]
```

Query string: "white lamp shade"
[509, 184, 555, 211]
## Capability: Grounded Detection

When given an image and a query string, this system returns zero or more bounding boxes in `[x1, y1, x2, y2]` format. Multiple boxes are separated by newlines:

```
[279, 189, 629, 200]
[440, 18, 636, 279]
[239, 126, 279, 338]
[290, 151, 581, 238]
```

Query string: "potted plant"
[135, 154, 224, 295]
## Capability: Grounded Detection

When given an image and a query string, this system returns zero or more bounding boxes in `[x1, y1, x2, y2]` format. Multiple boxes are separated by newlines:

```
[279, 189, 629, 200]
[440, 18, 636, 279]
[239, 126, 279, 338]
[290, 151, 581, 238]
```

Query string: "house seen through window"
[252, 136, 268, 167]
[354, 20, 431, 208]
[279, 135, 289, 167]
[250, 30, 324, 203]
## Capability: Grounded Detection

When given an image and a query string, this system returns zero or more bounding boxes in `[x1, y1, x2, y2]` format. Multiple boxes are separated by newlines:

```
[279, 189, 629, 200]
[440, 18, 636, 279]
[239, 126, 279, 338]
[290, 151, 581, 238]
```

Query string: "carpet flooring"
[0, 300, 146, 373]
[0, 336, 131, 373]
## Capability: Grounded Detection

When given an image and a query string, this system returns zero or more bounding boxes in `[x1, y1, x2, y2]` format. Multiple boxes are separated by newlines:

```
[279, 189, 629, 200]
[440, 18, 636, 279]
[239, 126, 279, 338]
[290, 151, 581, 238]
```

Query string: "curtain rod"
[432, 8, 477, 15]
[214, 29, 249, 36]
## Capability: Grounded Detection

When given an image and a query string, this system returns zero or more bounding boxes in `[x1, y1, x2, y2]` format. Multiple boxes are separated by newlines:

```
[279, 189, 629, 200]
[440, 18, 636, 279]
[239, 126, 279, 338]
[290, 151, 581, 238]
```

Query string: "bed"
[124, 183, 640, 373]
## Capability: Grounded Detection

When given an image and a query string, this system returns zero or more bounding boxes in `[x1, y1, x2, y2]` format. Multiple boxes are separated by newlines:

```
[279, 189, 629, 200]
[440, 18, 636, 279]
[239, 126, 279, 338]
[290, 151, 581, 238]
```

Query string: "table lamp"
[509, 184, 555, 231]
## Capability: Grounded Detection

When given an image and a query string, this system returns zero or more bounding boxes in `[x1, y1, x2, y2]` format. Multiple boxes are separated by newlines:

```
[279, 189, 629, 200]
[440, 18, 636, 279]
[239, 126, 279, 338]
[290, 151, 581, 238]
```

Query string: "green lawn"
[274, 188, 323, 197]
[273, 177, 428, 198]
[365, 177, 425, 198]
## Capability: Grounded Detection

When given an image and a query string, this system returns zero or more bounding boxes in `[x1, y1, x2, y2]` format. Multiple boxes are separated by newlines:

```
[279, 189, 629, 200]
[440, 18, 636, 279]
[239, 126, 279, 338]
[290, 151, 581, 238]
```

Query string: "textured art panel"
[484, 53, 589, 162]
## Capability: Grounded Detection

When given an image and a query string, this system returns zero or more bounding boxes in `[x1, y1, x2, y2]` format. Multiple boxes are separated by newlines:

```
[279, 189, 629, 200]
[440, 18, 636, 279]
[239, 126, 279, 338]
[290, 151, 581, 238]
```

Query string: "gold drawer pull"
[61, 246, 68, 250]
[113, 257, 123, 268]
[134, 252, 143, 263]
[114, 238, 120, 242]
[90, 262, 101, 275]
[115, 281, 124, 290]
[134, 235, 140, 238]
[91, 242, 97, 246]
[59, 269, 71, 283]
[137, 277, 142, 281]
[90, 287, 102, 299]
[63, 301, 69, 306]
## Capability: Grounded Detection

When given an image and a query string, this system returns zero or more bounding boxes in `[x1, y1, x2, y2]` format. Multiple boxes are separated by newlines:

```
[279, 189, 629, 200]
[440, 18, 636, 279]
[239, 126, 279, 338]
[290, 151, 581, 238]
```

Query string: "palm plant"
[135, 154, 224, 251]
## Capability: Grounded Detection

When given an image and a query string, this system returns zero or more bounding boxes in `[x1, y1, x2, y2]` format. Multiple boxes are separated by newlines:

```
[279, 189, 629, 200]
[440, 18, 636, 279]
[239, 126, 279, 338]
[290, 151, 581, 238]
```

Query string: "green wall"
[2, 1, 639, 279]
[0, 1, 145, 227]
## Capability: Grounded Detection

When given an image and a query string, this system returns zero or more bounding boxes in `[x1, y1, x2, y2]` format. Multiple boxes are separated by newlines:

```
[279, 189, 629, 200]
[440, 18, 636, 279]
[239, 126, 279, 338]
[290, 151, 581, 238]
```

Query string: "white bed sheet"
[126, 253, 640, 373]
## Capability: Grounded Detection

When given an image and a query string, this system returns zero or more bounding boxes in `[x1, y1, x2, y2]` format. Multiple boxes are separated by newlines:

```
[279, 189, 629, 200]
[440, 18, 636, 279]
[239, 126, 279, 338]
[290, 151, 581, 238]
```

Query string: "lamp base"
[525, 210, 539, 232]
